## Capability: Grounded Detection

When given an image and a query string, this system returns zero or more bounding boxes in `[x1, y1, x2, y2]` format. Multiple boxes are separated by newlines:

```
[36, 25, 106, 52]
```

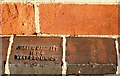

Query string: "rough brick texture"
[1, 3, 35, 35]
[39, 4, 118, 35]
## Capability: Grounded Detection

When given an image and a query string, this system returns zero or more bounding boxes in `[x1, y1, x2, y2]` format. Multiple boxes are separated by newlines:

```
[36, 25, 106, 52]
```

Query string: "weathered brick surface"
[9, 36, 62, 74]
[0, 37, 10, 74]
[39, 4, 118, 35]
[66, 37, 117, 74]
[66, 37, 117, 64]
[1, 3, 35, 35]
[67, 64, 116, 74]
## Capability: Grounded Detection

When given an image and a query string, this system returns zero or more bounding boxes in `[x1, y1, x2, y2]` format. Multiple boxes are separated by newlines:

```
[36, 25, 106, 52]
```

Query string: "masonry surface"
[0, 1, 120, 75]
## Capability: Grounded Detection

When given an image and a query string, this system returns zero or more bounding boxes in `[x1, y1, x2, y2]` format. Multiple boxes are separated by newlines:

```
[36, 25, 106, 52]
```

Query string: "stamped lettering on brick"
[9, 36, 62, 74]
[14, 45, 58, 61]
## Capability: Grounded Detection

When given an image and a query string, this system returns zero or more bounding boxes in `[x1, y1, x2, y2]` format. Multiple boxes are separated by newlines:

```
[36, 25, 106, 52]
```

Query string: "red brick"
[1, 3, 35, 35]
[9, 36, 62, 74]
[0, 37, 10, 74]
[66, 37, 117, 64]
[39, 4, 118, 35]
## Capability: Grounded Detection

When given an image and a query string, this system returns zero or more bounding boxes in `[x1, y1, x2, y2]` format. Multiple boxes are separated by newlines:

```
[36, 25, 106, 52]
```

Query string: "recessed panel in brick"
[9, 36, 62, 74]
[1, 3, 35, 35]
[39, 4, 118, 35]
[66, 37, 117, 74]
[0, 37, 10, 74]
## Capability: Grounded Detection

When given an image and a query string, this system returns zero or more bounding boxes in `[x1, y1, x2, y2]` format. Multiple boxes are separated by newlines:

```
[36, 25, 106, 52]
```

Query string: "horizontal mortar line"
[0, 35, 11, 37]
[117, 35, 120, 37]
[37, 34, 119, 38]
[9, 64, 62, 66]
[12, 34, 119, 38]
[0, 34, 118, 38]
[67, 64, 116, 66]
[0, 1, 120, 4]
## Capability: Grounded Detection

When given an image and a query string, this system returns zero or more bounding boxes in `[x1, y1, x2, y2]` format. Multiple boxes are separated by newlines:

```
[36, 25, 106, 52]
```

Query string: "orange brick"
[1, 3, 35, 35]
[39, 4, 118, 35]
[118, 4, 120, 35]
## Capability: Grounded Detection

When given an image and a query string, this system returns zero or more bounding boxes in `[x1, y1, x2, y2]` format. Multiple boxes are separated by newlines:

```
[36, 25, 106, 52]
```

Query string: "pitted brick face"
[1, 3, 35, 35]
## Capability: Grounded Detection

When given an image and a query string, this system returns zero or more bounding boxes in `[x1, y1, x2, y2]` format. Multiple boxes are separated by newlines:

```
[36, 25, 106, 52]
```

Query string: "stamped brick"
[0, 37, 10, 74]
[39, 4, 118, 35]
[66, 37, 117, 74]
[1, 3, 35, 35]
[9, 36, 62, 74]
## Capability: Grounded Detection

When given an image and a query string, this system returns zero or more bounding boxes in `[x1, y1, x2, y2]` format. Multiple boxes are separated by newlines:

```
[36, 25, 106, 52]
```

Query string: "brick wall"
[0, 0, 120, 75]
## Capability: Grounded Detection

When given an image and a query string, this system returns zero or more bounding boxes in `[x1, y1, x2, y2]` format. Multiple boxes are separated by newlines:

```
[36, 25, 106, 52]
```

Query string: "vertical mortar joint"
[115, 38, 120, 74]
[34, 2, 40, 34]
[62, 35, 67, 75]
[5, 35, 14, 74]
